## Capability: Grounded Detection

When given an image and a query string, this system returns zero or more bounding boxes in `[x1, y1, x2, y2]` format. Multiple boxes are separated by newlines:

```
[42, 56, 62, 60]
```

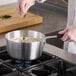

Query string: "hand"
[17, 0, 35, 16]
[58, 26, 76, 42]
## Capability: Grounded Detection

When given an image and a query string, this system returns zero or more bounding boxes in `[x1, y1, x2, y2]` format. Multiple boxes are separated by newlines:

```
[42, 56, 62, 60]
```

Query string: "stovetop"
[0, 49, 76, 76]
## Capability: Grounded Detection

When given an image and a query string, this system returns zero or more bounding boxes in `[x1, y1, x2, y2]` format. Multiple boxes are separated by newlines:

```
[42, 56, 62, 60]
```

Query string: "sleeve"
[73, 0, 76, 25]
[36, 0, 46, 3]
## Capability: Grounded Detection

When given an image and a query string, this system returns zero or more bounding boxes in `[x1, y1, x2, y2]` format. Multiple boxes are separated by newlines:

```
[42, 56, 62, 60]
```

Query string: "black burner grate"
[0, 49, 76, 76]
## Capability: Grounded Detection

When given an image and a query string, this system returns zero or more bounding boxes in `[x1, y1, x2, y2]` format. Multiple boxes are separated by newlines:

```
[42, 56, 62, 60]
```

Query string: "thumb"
[58, 28, 68, 34]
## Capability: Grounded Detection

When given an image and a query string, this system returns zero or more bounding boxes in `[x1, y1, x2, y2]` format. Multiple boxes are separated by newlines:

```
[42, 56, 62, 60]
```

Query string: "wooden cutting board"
[0, 6, 43, 33]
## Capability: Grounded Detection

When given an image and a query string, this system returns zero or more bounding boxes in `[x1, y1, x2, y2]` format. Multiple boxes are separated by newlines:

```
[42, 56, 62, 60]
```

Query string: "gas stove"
[0, 47, 76, 76]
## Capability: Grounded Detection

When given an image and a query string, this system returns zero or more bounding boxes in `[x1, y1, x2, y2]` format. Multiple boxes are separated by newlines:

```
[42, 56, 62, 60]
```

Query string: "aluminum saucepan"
[5, 30, 61, 60]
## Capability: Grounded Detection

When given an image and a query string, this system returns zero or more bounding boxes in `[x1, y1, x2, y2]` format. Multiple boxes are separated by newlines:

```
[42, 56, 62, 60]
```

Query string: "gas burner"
[0, 49, 76, 76]
[23, 59, 76, 76]
[0, 50, 58, 68]
[0, 65, 12, 75]
[24, 59, 59, 76]
[0, 49, 59, 76]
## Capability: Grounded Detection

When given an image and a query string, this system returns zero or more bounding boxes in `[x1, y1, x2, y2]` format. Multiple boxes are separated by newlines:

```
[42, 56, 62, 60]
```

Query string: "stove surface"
[0, 49, 76, 76]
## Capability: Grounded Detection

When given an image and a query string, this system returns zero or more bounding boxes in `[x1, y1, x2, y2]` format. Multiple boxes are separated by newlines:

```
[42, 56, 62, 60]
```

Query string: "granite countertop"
[0, 2, 67, 47]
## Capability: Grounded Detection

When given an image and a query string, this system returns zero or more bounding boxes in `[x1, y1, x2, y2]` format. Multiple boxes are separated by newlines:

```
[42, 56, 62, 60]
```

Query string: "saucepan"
[5, 30, 62, 60]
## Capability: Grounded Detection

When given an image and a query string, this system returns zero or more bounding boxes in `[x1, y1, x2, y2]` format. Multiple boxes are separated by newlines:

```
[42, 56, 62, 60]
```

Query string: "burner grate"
[0, 49, 76, 76]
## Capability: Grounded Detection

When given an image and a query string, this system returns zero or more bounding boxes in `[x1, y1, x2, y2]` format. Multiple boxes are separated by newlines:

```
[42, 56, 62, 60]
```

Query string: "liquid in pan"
[10, 37, 40, 43]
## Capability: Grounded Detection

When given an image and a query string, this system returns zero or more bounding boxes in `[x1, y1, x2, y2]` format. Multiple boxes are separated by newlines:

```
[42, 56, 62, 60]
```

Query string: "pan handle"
[45, 35, 57, 40]
[45, 34, 63, 40]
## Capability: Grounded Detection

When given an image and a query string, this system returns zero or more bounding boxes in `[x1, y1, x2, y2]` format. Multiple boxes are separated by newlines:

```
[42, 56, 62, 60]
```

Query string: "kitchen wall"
[46, 0, 67, 8]
[0, 0, 67, 7]
[0, 0, 17, 6]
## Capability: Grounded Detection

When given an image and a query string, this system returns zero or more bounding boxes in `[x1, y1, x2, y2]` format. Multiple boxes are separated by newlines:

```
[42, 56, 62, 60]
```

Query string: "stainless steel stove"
[0, 47, 76, 76]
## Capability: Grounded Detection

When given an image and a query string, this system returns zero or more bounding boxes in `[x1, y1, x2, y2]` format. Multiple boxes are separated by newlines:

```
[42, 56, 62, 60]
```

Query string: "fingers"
[18, 0, 26, 16]
[58, 28, 68, 34]
[58, 28, 72, 41]
[68, 27, 76, 42]
[17, 0, 35, 16]
[16, 1, 21, 15]
[59, 28, 74, 42]
[17, 0, 23, 16]
[61, 32, 70, 41]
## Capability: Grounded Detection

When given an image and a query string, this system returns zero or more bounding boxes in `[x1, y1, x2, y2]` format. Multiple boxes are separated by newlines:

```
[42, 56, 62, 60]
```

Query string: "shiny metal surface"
[5, 30, 45, 60]
[44, 43, 76, 65]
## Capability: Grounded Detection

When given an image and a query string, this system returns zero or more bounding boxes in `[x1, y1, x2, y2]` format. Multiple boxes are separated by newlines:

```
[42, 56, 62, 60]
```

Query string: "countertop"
[44, 43, 76, 65]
